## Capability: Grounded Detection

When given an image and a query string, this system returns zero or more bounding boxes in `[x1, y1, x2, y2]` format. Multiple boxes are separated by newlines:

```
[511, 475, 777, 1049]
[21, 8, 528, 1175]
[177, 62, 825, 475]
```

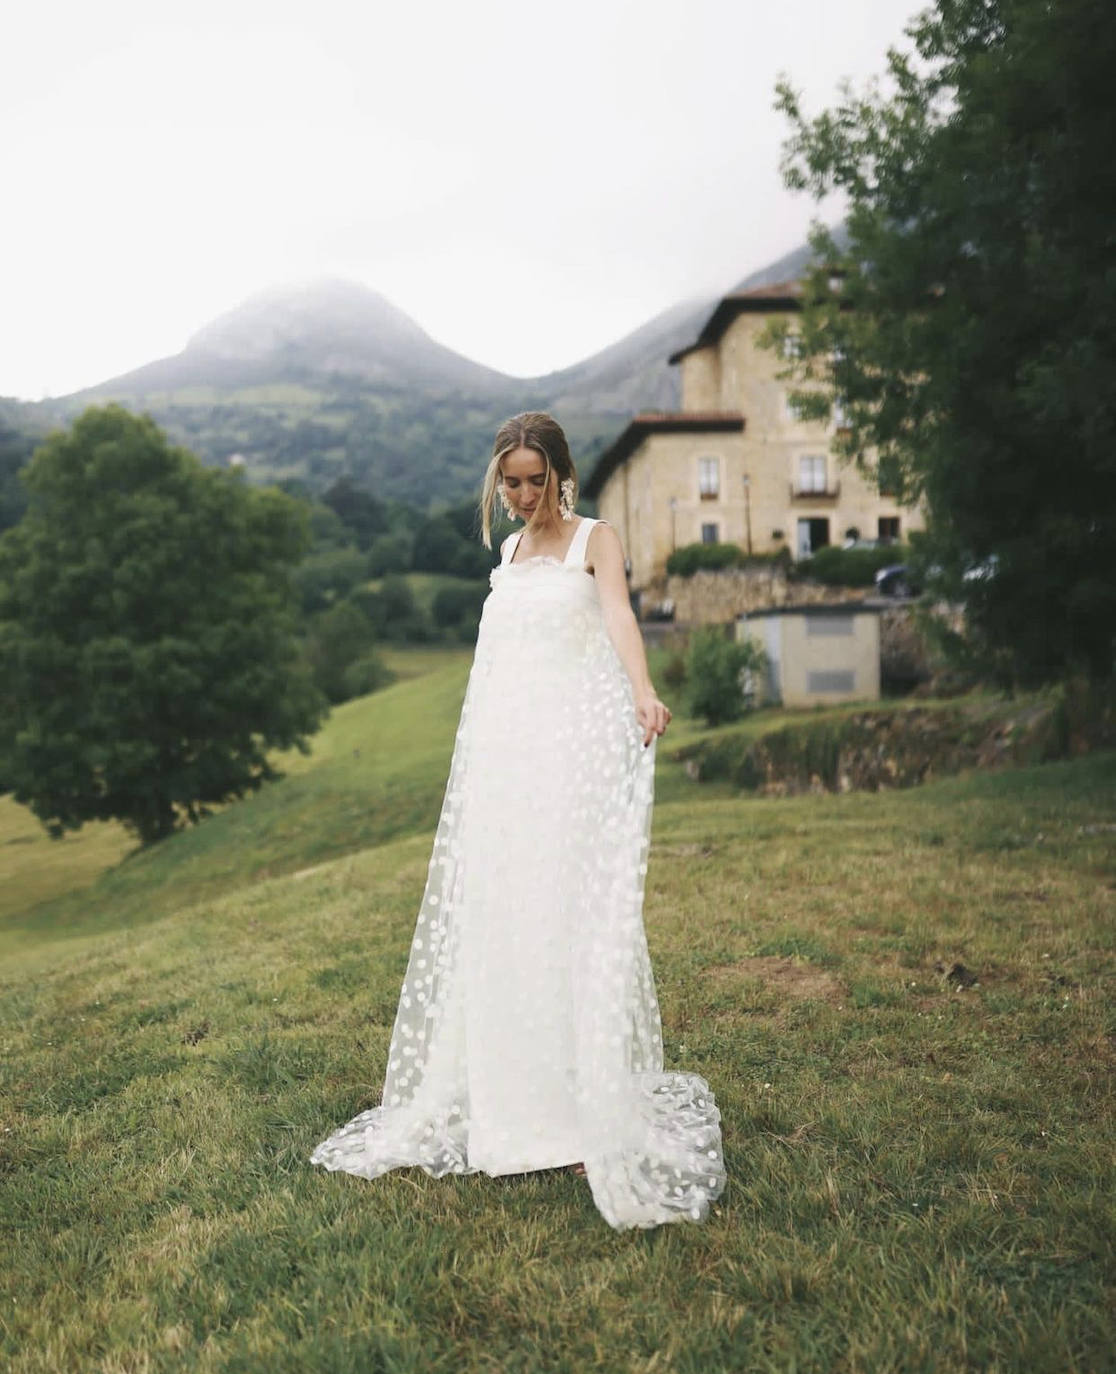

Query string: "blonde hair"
[478, 411, 578, 550]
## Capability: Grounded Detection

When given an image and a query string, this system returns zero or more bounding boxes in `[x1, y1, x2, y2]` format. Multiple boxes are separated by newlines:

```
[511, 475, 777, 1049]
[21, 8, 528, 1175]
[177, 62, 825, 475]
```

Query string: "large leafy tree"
[764, 0, 1116, 684]
[0, 405, 328, 843]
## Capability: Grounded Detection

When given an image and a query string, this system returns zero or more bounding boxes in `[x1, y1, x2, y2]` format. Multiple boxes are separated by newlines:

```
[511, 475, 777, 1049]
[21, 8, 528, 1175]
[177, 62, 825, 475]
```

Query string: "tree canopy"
[763, 0, 1116, 684]
[0, 405, 328, 843]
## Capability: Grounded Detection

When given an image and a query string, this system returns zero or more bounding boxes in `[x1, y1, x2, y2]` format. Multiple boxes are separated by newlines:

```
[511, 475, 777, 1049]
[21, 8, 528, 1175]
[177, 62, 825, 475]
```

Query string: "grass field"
[1, 653, 1113, 1372]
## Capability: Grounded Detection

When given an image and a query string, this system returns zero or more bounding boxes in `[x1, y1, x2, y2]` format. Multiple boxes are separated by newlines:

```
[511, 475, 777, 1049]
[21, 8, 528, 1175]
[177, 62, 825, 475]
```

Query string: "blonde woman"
[310, 412, 726, 1229]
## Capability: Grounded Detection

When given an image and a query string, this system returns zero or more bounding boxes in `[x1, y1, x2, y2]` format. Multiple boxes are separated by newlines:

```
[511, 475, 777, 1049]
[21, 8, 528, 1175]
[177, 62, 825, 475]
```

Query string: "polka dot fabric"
[309, 517, 726, 1229]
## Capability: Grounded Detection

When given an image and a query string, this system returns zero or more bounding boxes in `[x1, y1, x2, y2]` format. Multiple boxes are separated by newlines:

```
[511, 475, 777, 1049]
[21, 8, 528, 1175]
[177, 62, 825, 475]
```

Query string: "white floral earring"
[497, 483, 517, 520]
[559, 477, 576, 522]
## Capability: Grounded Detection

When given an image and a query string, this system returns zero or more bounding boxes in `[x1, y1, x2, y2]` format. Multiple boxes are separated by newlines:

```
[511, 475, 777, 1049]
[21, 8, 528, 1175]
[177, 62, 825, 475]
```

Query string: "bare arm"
[588, 522, 672, 746]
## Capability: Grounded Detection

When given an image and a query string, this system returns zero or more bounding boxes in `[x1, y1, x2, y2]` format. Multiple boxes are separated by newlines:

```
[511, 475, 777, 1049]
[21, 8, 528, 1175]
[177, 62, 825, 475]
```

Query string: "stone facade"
[662, 566, 865, 625]
[586, 284, 927, 594]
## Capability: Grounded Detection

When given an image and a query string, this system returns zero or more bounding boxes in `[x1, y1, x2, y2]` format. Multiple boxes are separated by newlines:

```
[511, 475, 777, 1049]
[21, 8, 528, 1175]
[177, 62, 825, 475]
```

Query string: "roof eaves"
[582, 411, 745, 499]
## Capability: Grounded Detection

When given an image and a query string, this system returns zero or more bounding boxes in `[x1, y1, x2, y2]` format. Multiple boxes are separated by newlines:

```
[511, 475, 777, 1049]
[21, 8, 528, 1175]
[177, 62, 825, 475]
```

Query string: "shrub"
[341, 650, 396, 700]
[290, 547, 369, 614]
[304, 601, 378, 704]
[661, 652, 687, 693]
[666, 542, 745, 577]
[685, 627, 767, 726]
[795, 542, 911, 587]
[431, 582, 488, 629]
[378, 574, 419, 622]
[666, 542, 793, 578]
[351, 575, 436, 643]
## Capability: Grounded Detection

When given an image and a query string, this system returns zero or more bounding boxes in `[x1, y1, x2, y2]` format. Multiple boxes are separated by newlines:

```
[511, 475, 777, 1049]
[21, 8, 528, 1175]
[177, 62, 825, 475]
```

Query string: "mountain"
[730, 221, 851, 292]
[73, 278, 519, 401]
[22, 231, 838, 510]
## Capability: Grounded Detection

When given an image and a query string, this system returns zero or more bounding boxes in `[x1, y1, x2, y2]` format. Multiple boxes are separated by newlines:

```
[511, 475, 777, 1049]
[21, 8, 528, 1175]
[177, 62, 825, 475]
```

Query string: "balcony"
[790, 480, 841, 501]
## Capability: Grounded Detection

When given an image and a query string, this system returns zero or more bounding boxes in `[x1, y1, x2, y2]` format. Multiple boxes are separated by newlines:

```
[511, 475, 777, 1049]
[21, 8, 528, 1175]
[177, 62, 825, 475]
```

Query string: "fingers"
[640, 700, 672, 746]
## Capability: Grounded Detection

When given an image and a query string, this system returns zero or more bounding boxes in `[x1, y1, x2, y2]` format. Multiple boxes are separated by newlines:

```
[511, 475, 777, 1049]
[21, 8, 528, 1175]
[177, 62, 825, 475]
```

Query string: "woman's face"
[500, 446, 552, 523]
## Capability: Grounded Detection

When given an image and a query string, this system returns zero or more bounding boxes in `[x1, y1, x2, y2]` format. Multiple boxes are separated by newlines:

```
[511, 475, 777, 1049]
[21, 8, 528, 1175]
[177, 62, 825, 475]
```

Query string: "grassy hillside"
[1, 660, 1113, 1371]
[0, 649, 474, 947]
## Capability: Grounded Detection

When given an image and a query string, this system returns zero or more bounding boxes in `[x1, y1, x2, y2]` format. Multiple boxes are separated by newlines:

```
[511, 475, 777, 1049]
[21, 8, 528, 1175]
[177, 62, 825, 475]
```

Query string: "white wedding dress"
[309, 516, 726, 1229]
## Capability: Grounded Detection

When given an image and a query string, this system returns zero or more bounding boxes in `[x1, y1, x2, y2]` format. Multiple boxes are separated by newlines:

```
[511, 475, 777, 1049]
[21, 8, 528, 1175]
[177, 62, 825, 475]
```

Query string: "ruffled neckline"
[489, 557, 595, 587]
[507, 554, 564, 570]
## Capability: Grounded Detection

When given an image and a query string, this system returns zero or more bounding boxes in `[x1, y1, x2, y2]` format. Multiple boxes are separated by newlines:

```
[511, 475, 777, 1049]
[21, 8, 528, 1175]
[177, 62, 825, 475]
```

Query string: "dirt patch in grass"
[653, 842, 718, 859]
[706, 955, 844, 1001]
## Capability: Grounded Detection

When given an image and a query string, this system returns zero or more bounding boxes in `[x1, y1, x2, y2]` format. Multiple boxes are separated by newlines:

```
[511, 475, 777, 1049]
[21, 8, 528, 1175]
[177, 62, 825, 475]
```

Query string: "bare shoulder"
[588, 518, 622, 551]
[586, 519, 625, 572]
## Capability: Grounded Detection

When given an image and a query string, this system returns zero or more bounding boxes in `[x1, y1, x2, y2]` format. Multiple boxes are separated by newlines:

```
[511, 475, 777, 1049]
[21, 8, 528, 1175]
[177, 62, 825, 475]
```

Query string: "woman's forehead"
[502, 446, 547, 475]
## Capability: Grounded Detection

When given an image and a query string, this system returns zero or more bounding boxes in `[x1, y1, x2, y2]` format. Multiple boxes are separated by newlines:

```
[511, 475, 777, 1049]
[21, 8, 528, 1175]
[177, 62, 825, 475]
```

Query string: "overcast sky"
[3, 0, 922, 400]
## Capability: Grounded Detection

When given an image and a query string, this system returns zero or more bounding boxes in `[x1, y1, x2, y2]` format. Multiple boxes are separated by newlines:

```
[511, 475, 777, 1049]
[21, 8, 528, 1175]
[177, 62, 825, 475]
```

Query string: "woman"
[310, 412, 726, 1230]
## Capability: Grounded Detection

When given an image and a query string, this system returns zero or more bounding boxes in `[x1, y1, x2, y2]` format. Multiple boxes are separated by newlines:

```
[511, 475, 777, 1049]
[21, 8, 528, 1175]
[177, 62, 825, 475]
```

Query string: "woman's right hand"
[636, 692, 672, 747]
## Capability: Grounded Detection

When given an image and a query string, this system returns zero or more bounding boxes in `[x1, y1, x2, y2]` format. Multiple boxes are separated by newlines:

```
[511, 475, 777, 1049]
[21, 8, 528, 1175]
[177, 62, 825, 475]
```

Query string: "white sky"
[2, 0, 920, 400]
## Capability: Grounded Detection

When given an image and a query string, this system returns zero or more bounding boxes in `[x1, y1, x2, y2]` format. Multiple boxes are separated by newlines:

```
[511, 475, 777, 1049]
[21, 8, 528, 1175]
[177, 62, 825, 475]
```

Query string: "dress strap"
[502, 530, 525, 565]
[562, 516, 597, 569]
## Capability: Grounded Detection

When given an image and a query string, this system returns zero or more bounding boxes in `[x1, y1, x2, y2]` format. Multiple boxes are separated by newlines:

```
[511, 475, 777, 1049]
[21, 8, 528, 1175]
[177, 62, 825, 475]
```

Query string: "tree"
[290, 546, 370, 614]
[0, 406, 37, 534]
[0, 405, 328, 843]
[303, 600, 382, 704]
[322, 474, 388, 550]
[763, 0, 1116, 684]
[411, 515, 463, 573]
[686, 628, 766, 727]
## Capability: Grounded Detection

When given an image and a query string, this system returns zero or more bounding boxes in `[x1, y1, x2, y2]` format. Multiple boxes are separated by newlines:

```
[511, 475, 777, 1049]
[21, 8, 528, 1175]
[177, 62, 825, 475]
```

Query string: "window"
[832, 397, 849, 429]
[798, 455, 827, 493]
[808, 669, 856, 693]
[784, 393, 805, 423]
[806, 615, 854, 637]
[701, 522, 719, 544]
[878, 516, 900, 542]
[781, 331, 803, 359]
[698, 455, 720, 500]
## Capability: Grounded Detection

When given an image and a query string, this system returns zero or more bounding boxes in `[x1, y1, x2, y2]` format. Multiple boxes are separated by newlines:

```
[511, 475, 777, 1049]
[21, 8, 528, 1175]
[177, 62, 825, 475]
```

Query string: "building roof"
[581, 411, 745, 500]
[741, 601, 883, 618]
[667, 281, 804, 365]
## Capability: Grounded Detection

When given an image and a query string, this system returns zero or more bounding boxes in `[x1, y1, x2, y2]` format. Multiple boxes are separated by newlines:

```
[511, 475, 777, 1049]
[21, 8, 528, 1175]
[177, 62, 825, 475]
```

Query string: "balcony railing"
[790, 479, 841, 501]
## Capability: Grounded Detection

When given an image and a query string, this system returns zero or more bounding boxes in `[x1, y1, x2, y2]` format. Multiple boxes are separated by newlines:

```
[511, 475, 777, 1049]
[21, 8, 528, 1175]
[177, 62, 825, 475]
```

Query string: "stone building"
[582, 281, 927, 592]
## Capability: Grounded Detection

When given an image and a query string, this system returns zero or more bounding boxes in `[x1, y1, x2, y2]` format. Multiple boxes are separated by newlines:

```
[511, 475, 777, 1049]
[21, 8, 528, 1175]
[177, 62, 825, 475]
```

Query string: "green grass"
[1, 659, 1114, 1371]
[0, 652, 474, 952]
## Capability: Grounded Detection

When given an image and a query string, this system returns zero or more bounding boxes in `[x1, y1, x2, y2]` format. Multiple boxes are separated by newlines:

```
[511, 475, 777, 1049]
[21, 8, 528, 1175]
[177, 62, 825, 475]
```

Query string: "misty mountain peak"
[184, 277, 435, 362]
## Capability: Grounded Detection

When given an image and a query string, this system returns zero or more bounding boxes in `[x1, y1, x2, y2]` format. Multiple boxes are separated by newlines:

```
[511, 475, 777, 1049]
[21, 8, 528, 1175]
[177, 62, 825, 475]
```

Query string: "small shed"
[737, 602, 882, 707]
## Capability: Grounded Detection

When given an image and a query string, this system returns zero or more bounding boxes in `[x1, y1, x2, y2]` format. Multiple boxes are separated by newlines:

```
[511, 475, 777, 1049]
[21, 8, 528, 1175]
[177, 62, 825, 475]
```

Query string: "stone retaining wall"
[660, 567, 865, 624]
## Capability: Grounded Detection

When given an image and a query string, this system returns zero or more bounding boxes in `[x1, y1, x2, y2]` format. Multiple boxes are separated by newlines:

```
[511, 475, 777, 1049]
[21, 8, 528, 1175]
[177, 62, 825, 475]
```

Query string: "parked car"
[643, 598, 675, 622]
[962, 554, 1000, 582]
[874, 563, 915, 597]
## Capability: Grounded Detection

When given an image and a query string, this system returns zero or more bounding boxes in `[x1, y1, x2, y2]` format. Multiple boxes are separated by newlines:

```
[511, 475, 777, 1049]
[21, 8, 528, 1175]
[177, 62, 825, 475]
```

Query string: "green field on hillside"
[1, 654, 1113, 1372]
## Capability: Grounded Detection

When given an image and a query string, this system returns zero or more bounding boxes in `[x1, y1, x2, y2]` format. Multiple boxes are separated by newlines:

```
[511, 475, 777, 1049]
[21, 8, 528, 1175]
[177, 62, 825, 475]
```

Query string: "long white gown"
[309, 516, 726, 1229]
